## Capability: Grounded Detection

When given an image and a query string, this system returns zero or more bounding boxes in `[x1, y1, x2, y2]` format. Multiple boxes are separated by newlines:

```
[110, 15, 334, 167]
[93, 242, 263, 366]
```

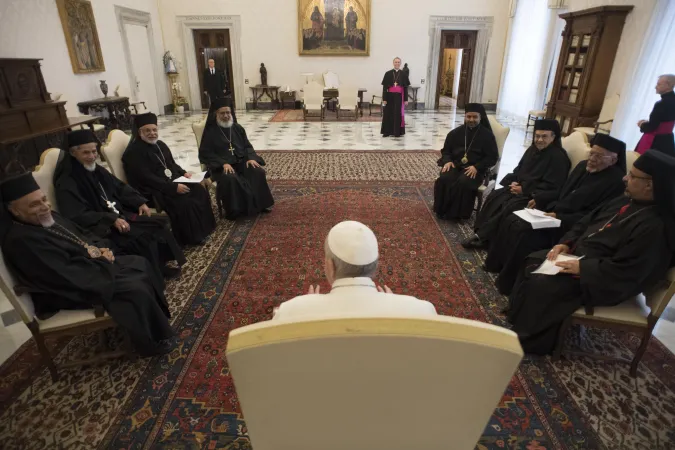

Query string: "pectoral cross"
[229, 143, 234, 155]
[106, 200, 119, 214]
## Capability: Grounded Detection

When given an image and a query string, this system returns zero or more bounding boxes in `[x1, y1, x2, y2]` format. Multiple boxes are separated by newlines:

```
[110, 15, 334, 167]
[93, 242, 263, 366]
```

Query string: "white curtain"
[612, 0, 675, 147]
[497, 0, 554, 124]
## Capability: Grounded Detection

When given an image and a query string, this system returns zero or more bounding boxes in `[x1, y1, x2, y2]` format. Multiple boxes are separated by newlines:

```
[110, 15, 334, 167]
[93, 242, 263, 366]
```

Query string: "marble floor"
[1, 108, 674, 365]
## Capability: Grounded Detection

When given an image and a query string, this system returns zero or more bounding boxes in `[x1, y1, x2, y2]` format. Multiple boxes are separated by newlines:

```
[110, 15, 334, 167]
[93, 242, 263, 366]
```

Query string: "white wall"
[0, 0, 169, 113]
[566, 0, 657, 100]
[158, 0, 510, 108]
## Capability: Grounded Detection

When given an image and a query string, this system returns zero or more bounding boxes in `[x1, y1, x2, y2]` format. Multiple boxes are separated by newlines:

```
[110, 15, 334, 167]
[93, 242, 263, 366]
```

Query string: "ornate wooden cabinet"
[547, 6, 633, 136]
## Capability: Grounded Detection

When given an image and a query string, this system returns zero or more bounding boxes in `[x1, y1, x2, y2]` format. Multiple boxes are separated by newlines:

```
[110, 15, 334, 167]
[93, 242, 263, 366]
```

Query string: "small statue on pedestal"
[260, 63, 268, 86]
[402, 63, 410, 79]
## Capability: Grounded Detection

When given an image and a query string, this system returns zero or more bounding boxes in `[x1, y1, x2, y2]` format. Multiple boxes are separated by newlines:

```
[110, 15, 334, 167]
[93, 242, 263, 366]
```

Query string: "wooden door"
[436, 30, 477, 109]
[193, 29, 235, 109]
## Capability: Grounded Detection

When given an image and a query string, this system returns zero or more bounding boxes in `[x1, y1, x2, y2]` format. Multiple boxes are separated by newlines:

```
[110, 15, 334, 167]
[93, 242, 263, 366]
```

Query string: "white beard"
[145, 138, 158, 145]
[84, 163, 97, 172]
[39, 214, 55, 228]
[217, 119, 234, 128]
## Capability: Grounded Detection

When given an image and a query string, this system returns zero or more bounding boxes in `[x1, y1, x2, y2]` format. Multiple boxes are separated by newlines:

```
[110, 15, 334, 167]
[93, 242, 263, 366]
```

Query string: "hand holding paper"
[173, 171, 207, 183]
[532, 254, 584, 276]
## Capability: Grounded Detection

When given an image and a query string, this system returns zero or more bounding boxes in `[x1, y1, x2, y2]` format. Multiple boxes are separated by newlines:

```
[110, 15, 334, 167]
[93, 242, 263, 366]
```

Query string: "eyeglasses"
[533, 134, 551, 141]
[588, 152, 611, 160]
[626, 171, 652, 181]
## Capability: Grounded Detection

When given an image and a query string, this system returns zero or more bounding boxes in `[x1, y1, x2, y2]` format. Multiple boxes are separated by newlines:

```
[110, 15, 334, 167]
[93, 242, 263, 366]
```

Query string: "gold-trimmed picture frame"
[56, 0, 105, 73]
[298, 0, 371, 56]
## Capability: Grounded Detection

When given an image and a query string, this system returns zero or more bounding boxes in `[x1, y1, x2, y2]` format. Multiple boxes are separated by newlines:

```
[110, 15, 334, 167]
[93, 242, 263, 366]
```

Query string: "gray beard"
[84, 163, 97, 172]
[39, 214, 55, 228]
[217, 119, 233, 128]
[144, 138, 158, 145]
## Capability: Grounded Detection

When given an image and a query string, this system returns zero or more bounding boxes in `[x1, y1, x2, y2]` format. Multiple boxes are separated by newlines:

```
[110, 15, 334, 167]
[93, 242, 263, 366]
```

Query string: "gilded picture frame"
[298, 0, 371, 56]
[56, 0, 106, 74]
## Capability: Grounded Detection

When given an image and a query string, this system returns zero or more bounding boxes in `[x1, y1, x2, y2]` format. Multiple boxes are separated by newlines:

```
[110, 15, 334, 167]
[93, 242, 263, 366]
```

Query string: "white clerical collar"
[331, 277, 376, 290]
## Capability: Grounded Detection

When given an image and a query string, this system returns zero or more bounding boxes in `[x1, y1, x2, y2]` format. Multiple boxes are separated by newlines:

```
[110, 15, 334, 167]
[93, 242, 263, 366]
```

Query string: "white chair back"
[322, 71, 340, 89]
[33, 148, 61, 212]
[337, 86, 359, 110]
[562, 131, 591, 173]
[100, 130, 131, 183]
[303, 83, 325, 110]
[0, 248, 35, 325]
[192, 120, 206, 148]
[488, 116, 510, 160]
[625, 150, 639, 175]
[227, 316, 523, 450]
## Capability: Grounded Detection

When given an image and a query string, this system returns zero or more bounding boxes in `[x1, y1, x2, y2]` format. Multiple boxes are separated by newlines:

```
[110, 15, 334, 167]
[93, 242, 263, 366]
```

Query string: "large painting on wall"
[56, 0, 105, 73]
[298, 0, 371, 56]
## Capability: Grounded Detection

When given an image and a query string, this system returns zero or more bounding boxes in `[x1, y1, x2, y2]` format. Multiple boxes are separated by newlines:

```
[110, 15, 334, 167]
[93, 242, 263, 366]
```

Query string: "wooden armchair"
[369, 95, 383, 116]
[476, 116, 510, 211]
[302, 82, 326, 121]
[554, 267, 675, 377]
[336, 86, 360, 120]
[573, 93, 620, 138]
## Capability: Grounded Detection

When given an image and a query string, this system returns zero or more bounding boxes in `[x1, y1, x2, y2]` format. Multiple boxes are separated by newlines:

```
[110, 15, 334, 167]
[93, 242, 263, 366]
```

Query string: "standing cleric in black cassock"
[380, 57, 410, 138]
[198, 98, 274, 220]
[507, 149, 675, 355]
[635, 75, 675, 157]
[433, 103, 498, 220]
[485, 133, 627, 295]
[122, 113, 216, 246]
[0, 173, 174, 356]
[54, 129, 186, 280]
[463, 119, 570, 249]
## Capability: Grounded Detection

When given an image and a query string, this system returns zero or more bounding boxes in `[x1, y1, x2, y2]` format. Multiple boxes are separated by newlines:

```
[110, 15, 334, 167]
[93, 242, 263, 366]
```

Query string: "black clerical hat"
[67, 129, 97, 148]
[534, 119, 561, 134]
[464, 103, 492, 131]
[633, 149, 675, 213]
[134, 112, 157, 129]
[0, 173, 40, 203]
[592, 133, 626, 172]
[211, 98, 233, 111]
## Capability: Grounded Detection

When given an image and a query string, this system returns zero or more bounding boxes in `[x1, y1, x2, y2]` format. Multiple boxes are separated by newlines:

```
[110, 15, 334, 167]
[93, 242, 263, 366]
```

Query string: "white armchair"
[561, 130, 590, 173]
[100, 130, 130, 183]
[33, 148, 61, 211]
[227, 316, 523, 450]
[302, 82, 326, 121]
[574, 93, 620, 138]
[322, 71, 340, 89]
[476, 116, 511, 211]
[336, 86, 360, 119]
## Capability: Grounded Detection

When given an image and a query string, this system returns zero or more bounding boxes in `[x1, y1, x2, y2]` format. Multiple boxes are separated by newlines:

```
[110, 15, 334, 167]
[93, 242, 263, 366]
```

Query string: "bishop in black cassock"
[433, 103, 499, 220]
[55, 129, 186, 280]
[636, 75, 675, 157]
[507, 150, 675, 355]
[0, 173, 174, 356]
[122, 113, 216, 246]
[486, 133, 627, 295]
[463, 119, 570, 249]
[198, 98, 274, 220]
[380, 58, 410, 138]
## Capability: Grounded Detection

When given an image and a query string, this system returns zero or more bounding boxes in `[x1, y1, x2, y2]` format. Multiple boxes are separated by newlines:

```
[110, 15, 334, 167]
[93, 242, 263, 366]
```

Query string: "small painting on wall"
[298, 0, 371, 56]
[56, 0, 105, 73]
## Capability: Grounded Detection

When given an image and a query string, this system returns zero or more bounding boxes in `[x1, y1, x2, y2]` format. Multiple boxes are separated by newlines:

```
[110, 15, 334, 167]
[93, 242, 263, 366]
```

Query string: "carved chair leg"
[630, 318, 656, 377]
[475, 191, 484, 213]
[28, 322, 58, 382]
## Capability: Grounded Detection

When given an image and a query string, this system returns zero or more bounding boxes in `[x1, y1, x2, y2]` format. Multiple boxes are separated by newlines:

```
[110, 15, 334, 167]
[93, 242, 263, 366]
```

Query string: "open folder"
[532, 254, 584, 275]
[513, 208, 561, 229]
[173, 171, 207, 183]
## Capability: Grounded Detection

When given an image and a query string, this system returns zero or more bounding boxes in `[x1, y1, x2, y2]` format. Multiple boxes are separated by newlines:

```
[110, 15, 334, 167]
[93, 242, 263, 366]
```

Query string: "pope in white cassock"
[274, 221, 437, 321]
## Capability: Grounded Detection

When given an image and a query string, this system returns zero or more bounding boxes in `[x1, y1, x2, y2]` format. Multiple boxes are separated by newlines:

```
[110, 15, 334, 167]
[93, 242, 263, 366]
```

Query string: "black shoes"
[461, 235, 488, 249]
[162, 265, 182, 279]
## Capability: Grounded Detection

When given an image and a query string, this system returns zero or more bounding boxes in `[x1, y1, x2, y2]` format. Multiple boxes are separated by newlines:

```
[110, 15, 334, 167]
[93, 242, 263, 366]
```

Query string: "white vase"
[176, 105, 185, 113]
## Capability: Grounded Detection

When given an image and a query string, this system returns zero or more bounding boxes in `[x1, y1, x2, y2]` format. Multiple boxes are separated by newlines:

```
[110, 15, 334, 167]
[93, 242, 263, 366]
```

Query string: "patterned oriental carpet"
[1, 152, 675, 449]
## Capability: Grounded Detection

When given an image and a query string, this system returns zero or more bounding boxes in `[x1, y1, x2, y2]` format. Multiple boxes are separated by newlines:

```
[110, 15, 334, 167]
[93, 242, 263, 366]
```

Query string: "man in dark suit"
[202, 58, 228, 106]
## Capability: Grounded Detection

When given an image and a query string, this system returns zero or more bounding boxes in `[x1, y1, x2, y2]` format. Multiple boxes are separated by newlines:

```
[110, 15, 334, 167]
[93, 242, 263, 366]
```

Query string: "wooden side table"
[77, 96, 132, 130]
[250, 85, 280, 109]
[409, 86, 421, 110]
[280, 90, 296, 109]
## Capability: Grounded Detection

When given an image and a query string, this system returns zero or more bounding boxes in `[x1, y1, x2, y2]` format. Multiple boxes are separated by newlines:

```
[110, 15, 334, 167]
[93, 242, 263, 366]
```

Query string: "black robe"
[507, 196, 674, 354]
[2, 214, 174, 354]
[380, 69, 410, 137]
[433, 124, 499, 219]
[638, 91, 675, 156]
[198, 123, 274, 220]
[473, 143, 570, 242]
[53, 152, 186, 276]
[122, 139, 216, 245]
[485, 161, 626, 294]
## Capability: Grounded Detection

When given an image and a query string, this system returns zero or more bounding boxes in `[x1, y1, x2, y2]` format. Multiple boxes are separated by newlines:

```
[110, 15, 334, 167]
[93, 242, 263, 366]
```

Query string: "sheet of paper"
[173, 171, 207, 183]
[532, 254, 584, 275]
[513, 209, 561, 229]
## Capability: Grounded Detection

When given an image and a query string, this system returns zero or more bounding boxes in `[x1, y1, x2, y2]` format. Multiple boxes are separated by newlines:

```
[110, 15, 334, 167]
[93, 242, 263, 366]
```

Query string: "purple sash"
[388, 85, 405, 127]
[636, 120, 675, 154]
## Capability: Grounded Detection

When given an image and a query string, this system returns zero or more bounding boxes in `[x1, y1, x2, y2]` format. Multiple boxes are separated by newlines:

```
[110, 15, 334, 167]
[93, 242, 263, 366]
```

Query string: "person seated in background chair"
[463, 119, 570, 250]
[273, 221, 437, 321]
[122, 112, 216, 246]
[433, 103, 498, 220]
[507, 149, 675, 355]
[198, 98, 274, 221]
[485, 133, 627, 295]
[0, 174, 174, 356]
[54, 129, 186, 279]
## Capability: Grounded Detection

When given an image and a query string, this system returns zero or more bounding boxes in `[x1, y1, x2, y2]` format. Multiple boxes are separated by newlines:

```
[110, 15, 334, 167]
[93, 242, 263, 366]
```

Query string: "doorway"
[435, 30, 477, 109]
[193, 29, 235, 109]
[124, 23, 159, 113]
